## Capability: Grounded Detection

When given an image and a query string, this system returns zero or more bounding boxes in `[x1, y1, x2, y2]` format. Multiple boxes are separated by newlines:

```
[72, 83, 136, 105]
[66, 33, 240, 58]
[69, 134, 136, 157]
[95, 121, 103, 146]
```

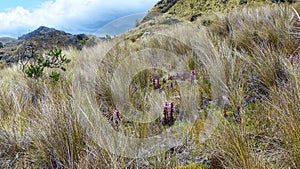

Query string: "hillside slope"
[145, 0, 296, 21]
[0, 1, 300, 169]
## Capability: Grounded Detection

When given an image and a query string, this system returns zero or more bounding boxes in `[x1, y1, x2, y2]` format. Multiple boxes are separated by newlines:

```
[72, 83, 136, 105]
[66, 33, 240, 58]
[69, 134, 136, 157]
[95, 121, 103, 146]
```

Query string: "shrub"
[21, 47, 71, 81]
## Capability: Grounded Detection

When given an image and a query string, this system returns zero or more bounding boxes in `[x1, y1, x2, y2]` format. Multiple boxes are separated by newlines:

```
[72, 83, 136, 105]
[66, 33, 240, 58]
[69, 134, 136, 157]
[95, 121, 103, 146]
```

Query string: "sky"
[0, 0, 159, 37]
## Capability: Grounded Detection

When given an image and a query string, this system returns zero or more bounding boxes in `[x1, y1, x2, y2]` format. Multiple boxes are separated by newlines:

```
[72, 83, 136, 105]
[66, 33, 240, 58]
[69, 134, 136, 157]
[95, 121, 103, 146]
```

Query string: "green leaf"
[49, 71, 60, 81]
[25, 65, 44, 78]
[65, 59, 71, 63]
[42, 59, 51, 67]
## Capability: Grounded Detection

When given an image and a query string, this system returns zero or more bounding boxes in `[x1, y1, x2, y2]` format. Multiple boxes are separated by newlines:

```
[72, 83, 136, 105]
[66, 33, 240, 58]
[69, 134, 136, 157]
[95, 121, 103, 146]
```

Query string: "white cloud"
[0, 0, 158, 37]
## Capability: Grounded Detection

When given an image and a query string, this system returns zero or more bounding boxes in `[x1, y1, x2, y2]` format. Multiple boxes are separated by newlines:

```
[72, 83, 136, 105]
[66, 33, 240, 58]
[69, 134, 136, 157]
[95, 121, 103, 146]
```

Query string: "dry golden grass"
[0, 2, 299, 169]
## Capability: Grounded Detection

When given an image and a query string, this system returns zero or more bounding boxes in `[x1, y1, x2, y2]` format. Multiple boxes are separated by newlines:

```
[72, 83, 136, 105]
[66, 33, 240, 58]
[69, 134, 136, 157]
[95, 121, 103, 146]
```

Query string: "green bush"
[23, 47, 71, 81]
[25, 65, 44, 78]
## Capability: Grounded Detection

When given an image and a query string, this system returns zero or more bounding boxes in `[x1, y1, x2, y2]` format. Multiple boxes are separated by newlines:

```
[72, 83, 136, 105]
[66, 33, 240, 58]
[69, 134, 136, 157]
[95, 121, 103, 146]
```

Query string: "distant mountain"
[0, 26, 98, 65]
[0, 37, 20, 46]
[19, 26, 62, 41]
[18, 26, 94, 50]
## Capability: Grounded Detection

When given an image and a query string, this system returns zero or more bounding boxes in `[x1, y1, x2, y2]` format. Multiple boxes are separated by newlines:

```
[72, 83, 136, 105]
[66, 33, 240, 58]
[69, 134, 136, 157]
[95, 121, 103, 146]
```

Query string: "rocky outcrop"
[140, 0, 178, 23]
[18, 26, 91, 50]
[19, 26, 59, 41]
[152, 0, 178, 13]
[0, 26, 97, 65]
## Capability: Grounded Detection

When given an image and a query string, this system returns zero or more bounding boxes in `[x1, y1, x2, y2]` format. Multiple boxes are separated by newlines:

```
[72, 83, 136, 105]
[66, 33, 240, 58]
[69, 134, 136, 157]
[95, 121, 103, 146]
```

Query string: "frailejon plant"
[22, 48, 71, 81]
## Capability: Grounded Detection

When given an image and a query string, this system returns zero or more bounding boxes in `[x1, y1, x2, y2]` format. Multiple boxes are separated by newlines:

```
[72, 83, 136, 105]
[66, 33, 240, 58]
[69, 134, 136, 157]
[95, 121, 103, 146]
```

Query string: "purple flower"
[170, 102, 175, 113]
[234, 106, 241, 124]
[168, 102, 175, 126]
[163, 102, 169, 125]
[157, 78, 161, 89]
[162, 102, 176, 126]
[170, 82, 174, 90]
[190, 70, 196, 82]
[153, 78, 162, 90]
[164, 102, 169, 111]
[169, 74, 175, 81]
[114, 109, 121, 125]
[153, 79, 156, 90]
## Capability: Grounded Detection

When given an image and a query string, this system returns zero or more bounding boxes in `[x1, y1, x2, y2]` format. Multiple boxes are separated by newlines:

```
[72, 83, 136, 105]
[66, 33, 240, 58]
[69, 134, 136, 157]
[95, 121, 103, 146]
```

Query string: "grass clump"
[0, 1, 300, 169]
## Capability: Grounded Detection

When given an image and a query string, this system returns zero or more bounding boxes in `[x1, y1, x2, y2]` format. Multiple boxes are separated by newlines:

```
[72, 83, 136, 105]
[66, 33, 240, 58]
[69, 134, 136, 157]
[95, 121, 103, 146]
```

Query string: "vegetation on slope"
[147, 0, 297, 21]
[0, 1, 299, 169]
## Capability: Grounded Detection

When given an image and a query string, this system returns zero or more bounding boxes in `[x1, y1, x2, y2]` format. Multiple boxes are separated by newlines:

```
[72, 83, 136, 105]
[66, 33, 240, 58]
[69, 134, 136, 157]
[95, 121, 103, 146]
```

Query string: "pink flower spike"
[153, 79, 156, 89]
[190, 70, 196, 81]
[170, 102, 175, 116]
[114, 109, 121, 124]
[191, 70, 196, 76]
[157, 78, 161, 89]
[191, 70, 196, 77]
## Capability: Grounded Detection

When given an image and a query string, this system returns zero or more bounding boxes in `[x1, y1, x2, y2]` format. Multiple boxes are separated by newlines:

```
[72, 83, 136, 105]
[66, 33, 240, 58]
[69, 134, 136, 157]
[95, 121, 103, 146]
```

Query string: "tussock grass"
[0, 2, 299, 168]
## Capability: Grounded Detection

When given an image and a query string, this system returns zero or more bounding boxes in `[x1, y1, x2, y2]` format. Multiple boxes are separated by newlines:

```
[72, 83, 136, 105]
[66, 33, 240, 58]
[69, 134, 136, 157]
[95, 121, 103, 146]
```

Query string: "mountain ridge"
[0, 26, 97, 65]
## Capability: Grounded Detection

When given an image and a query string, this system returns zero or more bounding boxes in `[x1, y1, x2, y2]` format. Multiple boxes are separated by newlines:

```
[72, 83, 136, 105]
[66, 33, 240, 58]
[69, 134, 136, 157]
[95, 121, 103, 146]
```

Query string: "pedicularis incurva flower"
[152, 78, 156, 90]
[157, 78, 161, 89]
[190, 70, 196, 82]
[163, 102, 169, 125]
[169, 102, 175, 126]
[234, 106, 241, 124]
[114, 109, 121, 125]
[162, 102, 176, 126]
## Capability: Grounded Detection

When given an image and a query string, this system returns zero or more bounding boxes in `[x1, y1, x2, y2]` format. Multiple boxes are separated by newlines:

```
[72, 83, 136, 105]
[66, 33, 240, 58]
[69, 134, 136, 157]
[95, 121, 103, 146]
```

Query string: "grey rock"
[100, 104, 109, 112]
[19, 26, 57, 40]
[76, 34, 88, 41]
[10, 55, 19, 63]
[2, 55, 9, 62]
[41, 41, 46, 48]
